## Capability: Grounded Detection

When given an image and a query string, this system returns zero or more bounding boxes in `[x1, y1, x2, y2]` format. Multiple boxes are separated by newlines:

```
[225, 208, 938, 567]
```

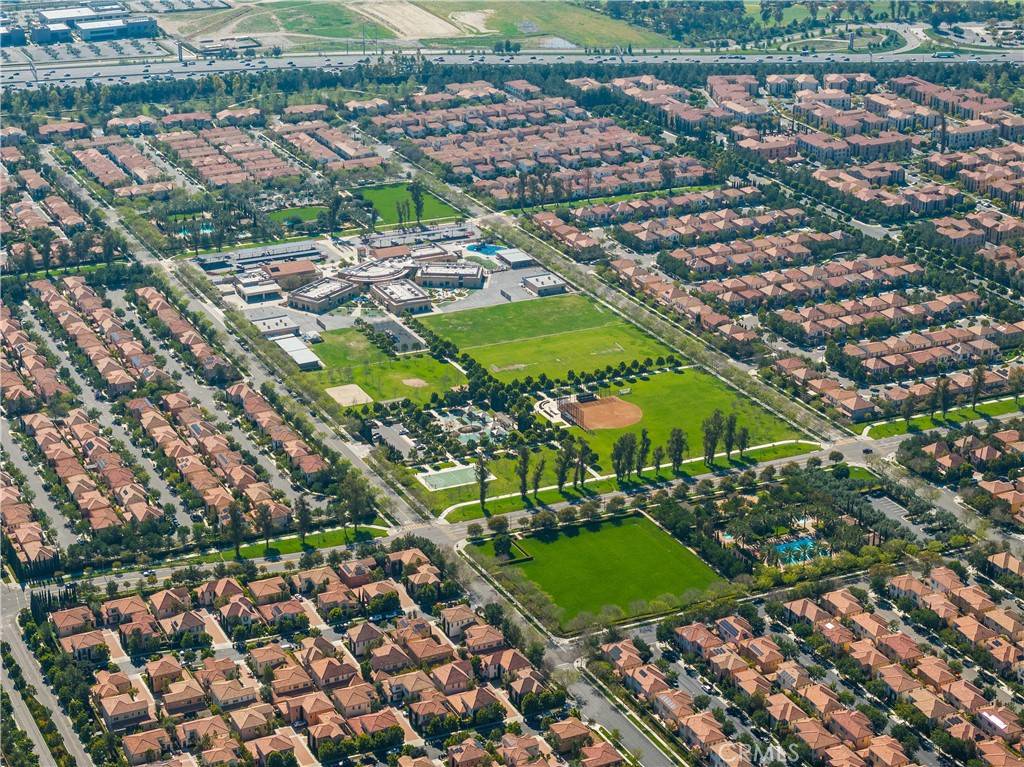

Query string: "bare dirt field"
[576, 396, 643, 430]
[402, 378, 429, 388]
[349, 0, 461, 38]
[326, 384, 374, 406]
[449, 9, 495, 34]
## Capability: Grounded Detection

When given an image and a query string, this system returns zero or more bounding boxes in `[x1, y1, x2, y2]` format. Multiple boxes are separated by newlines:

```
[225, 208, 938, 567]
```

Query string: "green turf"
[440, 440, 817, 522]
[473, 515, 721, 626]
[235, 1, 394, 39]
[418, 1, 679, 48]
[176, 525, 386, 565]
[422, 294, 672, 382]
[567, 368, 801, 467]
[357, 183, 460, 226]
[300, 328, 466, 405]
[268, 205, 327, 223]
[866, 398, 1024, 438]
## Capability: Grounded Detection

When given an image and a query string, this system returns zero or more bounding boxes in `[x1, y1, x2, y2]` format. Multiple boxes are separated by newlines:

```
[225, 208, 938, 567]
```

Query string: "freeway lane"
[2, 48, 1019, 90]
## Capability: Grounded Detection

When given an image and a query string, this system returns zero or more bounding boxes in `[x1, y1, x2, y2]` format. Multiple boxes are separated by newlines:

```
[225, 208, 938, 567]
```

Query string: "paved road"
[1, 667, 52, 765]
[0, 586, 95, 767]
[2, 47, 1019, 91]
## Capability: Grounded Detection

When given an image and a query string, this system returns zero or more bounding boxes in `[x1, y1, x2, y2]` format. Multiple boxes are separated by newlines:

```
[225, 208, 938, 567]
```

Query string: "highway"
[2, 47, 1019, 91]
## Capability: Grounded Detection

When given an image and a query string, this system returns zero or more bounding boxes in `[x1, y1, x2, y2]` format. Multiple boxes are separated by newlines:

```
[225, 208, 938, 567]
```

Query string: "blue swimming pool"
[774, 537, 818, 563]
[467, 243, 503, 256]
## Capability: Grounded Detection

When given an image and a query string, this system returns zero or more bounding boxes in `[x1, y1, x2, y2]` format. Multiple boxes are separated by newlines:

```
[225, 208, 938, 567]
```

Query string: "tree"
[574, 439, 592, 488]
[408, 180, 425, 226]
[659, 159, 675, 194]
[901, 395, 915, 425]
[555, 440, 575, 493]
[475, 452, 489, 510]
[255, 504, 273, 552]
[492, 533, 512, 559]
[531, 456, 546, 497]
[938, 377, 951, 419]
[295, 495, 311, 546]
[702, 410, 725, 466]
[31, 227, 55, 274]
[652, 445, 665, 474]
[611, 433, 637, 481]
[736, 427, 749, 459]
[667, 428, 688, 473]
[1010, 367, 1024, 406]
[515, 447, 530, 500]
[227, 502, 245, 559]
[636, 428, 651, 476]
[723, 413, 738, 460]
[970, 363, 986, 410]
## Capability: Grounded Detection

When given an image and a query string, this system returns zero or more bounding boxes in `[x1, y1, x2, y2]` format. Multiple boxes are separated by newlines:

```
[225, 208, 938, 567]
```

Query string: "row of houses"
[924, 143, 1024, 214]
[31, 276, 165, 395]
[773, 357, 875, 420]
[812, 164, 961, 216]
[842, 322, 1023, 380]
[772, 290, 981, 344]
[616, 206, 804, 251]
[70, 134, 165, 190]
[531, 211, 600, 257]
[133, 286, 233, 383]
[922, 429, 1024, 481]
[21, 407, 162, 531]
[224, 382, 328, 479]
[570, 185, 761, 226]
[874, 364, 1019, 412]
[0, 469, 58, 573]
[696, 254, 923, 311]
[610, 257, 758, 347]
[0, 302, 69, 414]
[274, 119, 384, 173]
[372, 96, 581, 138]
[783, 578, 1024, 764]
[155, 126, 301, 188]
[930, 210, 1024, 252]
[126, 392, 289, 529]
[662, 228, 848, 276]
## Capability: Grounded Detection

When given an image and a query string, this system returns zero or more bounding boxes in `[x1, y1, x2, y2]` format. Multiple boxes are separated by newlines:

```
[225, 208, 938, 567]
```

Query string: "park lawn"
[743, 1, 810, 27]
[178, 525, 387, 565]
[472, 515, 721, 627]
[300, 328, 466, 405]
[569, 368, 802, 468]
[358, 183, 460, 226]
[268, 205, 327, 223]
[419, 1, 678, 48]
[406, 445, 562, 516]
[422, 294, 672, 382]
[443, 440, 817, 522]
[866, 397, 1023, 438]
[235, 1, 394, 38]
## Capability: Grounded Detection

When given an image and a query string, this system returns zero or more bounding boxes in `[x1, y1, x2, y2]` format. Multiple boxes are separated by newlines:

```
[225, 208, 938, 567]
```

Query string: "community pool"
[467, 243, 504, 256]
[774, 537, 818, 564]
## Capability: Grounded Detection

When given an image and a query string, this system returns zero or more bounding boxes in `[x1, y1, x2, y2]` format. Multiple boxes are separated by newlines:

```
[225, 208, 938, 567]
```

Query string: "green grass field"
[233, 1, 394, 38]
[358, 183, 461, 226]
[268, 205, 326, 223]
[422, 294, 672, 383]
[472, 515, 721, 628]
[300, 328, 466, 405]
[419, 1, 678, 48]
[569, 368, 801, 468]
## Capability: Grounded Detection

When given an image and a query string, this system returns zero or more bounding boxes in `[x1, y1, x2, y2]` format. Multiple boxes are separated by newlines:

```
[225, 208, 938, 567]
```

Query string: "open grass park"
[568, 368, 803, 467]
[422, 293, 671, 383]
[300, 327, 466, 406]
[866, 396, 1024, 439]
[416, 1, 679, 49]
[469, 514, 722, 632]
[357, 183, 461, 227]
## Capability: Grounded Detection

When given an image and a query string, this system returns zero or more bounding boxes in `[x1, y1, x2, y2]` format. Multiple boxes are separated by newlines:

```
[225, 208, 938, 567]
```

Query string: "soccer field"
[422, 294, 672, 383]
[568, 369, 802, 468]
[473, 515, 721, 629]
[300, 328, 466, 405]
[357, 183, 461, 226]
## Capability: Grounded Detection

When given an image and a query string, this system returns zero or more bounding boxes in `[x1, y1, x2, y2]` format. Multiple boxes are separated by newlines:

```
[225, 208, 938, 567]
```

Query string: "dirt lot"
[349, 0, 461, 38]
[575, 396, 643, 430]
